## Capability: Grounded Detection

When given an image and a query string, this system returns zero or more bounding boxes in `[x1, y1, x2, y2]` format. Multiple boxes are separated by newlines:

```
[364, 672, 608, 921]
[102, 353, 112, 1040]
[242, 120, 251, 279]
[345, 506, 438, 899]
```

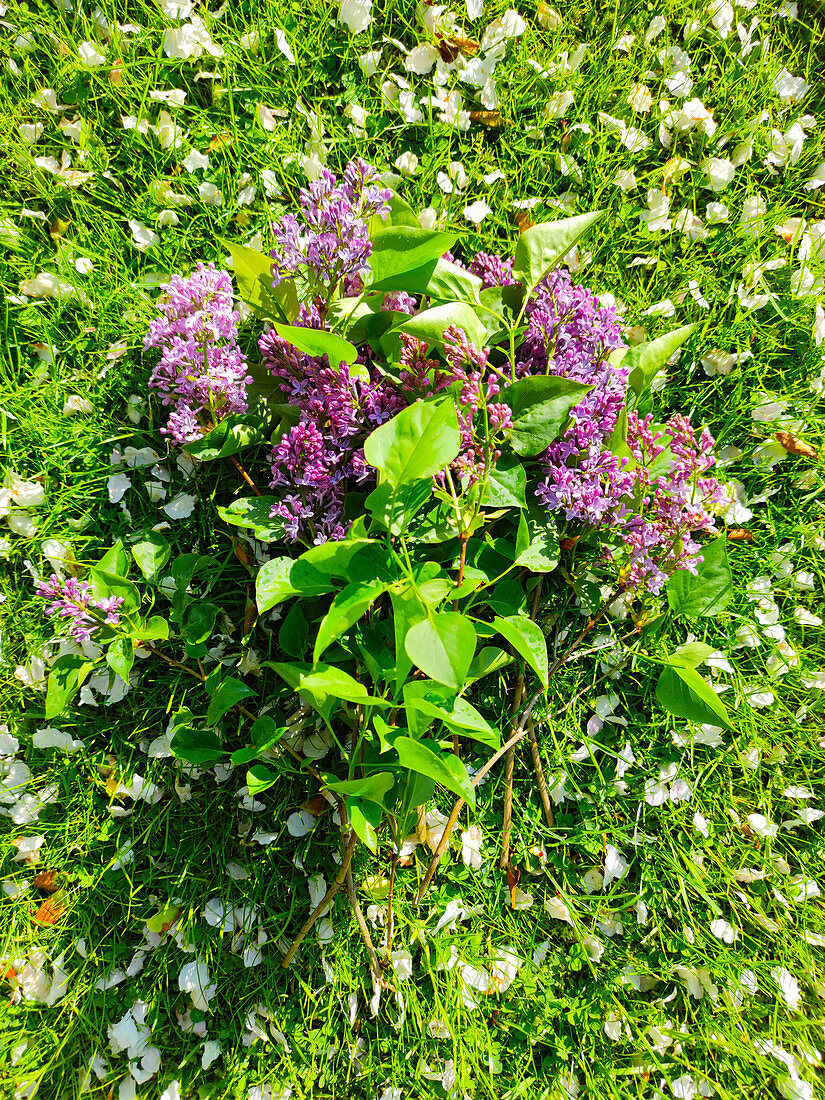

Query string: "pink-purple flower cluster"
[269, 160, 392, 297]
[144, 263, 252, 445]
[36, 575, 123, 643]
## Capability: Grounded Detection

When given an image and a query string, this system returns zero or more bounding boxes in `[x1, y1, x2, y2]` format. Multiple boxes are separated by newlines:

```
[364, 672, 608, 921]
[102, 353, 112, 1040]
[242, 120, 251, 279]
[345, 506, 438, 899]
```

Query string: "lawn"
[1, 1, 825, 1098]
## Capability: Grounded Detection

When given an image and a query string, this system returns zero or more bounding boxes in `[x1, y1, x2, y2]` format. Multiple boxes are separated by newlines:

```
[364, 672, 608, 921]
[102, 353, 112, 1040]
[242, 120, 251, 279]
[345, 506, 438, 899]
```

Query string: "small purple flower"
[36, 575, 124, 642]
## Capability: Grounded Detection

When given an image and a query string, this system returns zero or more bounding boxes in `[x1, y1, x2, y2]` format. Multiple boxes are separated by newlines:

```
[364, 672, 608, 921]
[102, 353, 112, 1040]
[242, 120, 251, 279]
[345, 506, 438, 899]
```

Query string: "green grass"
[2, 0, 825, 1097]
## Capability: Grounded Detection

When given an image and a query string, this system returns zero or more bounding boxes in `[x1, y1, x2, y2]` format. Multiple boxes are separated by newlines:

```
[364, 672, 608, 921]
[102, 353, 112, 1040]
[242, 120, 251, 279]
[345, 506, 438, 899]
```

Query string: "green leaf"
[669, 641, 716, 669]
[88, 568, 141, 615]
[278, 603, 309, 658]
[230, 717, 284, 765]
[364, 397, 460, 488]
[620, 324, 698, 404]
[515, 509, 559, 572]
[256, 556, 333, 613]
[170, 725, 225, 765]
[98, 542, 129, 576]
[666, 539, 733, 618]
[183, 415, 265, 462]
[249, 715, 284, 751]
[493, 615, 548, 689]
[404, 612, 476, 690]
[206, 677, 256, 726]
[106, 638, 134, 681]
[181, 601, 220, 644]
[169, 554, 218, 592]
[512, 210, 606, 295]
[324, 771, 395, 807]
[223, 239, 299, 323]
[298, 538, 386, 581]
[45, 654, 93, 719]
[480, 456, 527, 509]
[346, 796, 382, 854]
[368, 227, 457, 292]
[404, 696, 501, 749]
[466, 645, 512, 684]
[501, 376, 592, 456]
[314, 579, 388, 662]
[390, 586, 427, 692]
[394, 737, 475, 807]
[425, 258, 483, 303]
[271, 322, 358, 369]
[218, 497, 282, 540]
[397, 302, 487, 352]
[247, 763, 279, 797]
[131, 531, 172, 582]
[267, 661, 372, 702]
[365, 478, 433, 535]
[474, 282, 524, 340]
[132, 615, 169, 641]
[655, 664, 732, 728]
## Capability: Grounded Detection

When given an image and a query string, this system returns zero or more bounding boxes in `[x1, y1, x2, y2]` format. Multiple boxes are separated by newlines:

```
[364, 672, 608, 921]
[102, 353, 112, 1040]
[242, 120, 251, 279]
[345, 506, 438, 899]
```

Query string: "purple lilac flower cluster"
[36, 575, 123, 643]
[620, 412, 726, 592]
[469, 257, 723, 591]
[260, 334, 405, 543]
[145, 263, 252, 445]
[269, 160, 392, 295]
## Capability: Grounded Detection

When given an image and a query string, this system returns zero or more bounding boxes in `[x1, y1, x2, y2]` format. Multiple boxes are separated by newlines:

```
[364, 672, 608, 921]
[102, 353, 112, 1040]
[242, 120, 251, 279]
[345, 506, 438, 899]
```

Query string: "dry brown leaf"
[515, 210, 534, 234]
[109, 61, 124, 87]
[437, 34, 479, 62]
[33, 870, 60, 894]
[506, 865, 521, 907]
[207, 132, 232, 152]
[233, 539, 251, 569]
[50, 218, 71, 240]
[775, 430, 818, 460]
[33, 897, 65, 925]
[242, 598, 257, 637]
[727, 528, 755, 542]
[301, 795, 329, 818]
[469, 110, 503, 127]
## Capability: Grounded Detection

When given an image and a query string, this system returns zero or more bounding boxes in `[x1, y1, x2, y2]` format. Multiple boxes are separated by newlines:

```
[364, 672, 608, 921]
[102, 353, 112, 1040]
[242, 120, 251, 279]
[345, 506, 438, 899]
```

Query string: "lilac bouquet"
[37, 160, 736, 956]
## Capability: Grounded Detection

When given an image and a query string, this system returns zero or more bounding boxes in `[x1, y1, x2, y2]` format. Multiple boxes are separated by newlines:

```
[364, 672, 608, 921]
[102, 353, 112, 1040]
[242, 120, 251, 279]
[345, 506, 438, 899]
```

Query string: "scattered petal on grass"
[162, 493, 197, 519]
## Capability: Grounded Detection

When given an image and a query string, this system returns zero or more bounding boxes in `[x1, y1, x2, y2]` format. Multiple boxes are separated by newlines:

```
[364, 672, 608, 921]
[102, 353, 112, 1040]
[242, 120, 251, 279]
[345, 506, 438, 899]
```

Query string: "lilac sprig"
[144, 263, 253, 445]
[36, 575, 124, 643]
[270, 160, 392, 296]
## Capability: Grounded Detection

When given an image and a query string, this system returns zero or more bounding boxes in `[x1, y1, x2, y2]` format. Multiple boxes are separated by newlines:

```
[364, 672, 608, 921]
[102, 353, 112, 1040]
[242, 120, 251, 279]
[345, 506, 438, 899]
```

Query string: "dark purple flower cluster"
[36, 575, 123, 643]
[270, 160, 392, 294]
[145, 263, 253, 445]
[261, 332, 405, 543]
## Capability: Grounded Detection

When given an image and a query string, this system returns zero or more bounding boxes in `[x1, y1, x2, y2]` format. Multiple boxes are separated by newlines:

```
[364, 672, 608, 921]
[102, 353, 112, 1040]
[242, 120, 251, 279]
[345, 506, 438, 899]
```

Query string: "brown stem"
[385, 850, 398, 959]
[456, 535, 468, 590]
[416, 689, 543, 902]
[346, 864, 382, 979]
[499, 675, 525, 870]
[281, 829, 358, 967]
[229, 453, 262, 496]
[527, 719, 554, 828]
